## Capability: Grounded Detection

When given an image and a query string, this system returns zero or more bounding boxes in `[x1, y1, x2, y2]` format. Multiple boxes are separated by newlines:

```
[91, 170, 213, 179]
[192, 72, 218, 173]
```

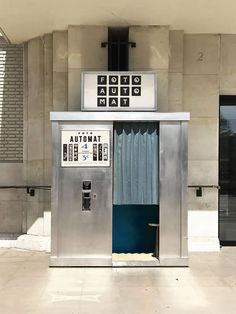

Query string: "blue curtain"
[113, 122, 159, 205]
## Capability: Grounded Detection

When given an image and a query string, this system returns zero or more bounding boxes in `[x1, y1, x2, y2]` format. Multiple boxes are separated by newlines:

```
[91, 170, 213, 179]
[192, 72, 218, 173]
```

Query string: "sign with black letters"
[81, 71, 157, 111]
[61, 130, 110, 167]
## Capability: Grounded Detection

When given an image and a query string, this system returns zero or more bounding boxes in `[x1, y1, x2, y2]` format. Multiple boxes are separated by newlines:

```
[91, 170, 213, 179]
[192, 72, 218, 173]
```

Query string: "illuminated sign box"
[81, 71, 157, 111]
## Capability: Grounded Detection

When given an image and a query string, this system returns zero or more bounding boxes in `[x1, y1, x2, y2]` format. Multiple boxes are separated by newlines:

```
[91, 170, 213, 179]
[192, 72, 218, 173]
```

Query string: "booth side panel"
[50, 121, 60, 260]
[159, 121, 188, 266]
[180, 121, 188, 259]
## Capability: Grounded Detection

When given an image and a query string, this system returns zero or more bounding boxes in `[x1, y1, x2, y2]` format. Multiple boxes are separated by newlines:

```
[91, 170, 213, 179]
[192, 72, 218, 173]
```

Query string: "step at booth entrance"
[50, 71, 189, 267]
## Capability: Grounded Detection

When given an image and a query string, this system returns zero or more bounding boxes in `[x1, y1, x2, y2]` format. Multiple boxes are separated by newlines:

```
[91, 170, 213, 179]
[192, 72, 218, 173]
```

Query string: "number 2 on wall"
[198, 52, 204, 61]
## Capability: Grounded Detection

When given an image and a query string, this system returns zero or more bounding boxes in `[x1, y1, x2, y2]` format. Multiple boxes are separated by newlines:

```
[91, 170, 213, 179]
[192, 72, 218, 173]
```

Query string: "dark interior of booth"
[112, 122, 159, 255]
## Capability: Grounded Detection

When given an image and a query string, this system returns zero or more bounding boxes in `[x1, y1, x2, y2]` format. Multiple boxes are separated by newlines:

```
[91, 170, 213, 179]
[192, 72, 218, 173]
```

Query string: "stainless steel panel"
[50, 256, 112, 267]
[159, 122, 188, 260]
[51, 121, 60, 259]
[180, 122, 188, 258]
[58, 167, 112, 257]
[51, 113, 189, 267]
[51, 122, 113, 266]
[50, 111, 190, 122]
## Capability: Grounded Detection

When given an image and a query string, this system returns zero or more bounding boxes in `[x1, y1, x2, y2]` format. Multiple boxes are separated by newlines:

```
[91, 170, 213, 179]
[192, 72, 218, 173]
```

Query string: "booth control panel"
[51, 123, 113, 265]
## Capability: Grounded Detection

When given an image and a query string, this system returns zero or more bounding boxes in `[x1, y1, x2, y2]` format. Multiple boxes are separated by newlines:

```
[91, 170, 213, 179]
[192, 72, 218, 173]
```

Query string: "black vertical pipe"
[108, 27, 129, 71]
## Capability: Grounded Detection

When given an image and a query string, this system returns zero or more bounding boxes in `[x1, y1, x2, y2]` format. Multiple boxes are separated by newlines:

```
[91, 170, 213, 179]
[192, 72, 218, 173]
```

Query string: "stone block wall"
[22, 26, 222, 251]
[183, 34, 220, 251]
[129, 26, 169, 111]
[3, 25, 236, 251]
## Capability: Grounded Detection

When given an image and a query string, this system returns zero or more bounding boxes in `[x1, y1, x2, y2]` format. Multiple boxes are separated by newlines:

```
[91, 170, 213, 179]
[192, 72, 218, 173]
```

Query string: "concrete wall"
[20, 27, 108, 249]
[0, 163, 24, 235]
[168, 30, 184, 112]
[183, 34, 220, 251]
[53, 31, 68, 112]
[3, 25, 236, 251]
[129, 26, 169, 111]
[23, 34, 53, 240]
[68, 26, 107, 111]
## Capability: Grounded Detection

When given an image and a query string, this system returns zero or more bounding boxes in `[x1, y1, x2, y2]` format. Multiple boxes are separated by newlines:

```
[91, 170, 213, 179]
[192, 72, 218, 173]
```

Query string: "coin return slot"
[82, 192, 91, 211]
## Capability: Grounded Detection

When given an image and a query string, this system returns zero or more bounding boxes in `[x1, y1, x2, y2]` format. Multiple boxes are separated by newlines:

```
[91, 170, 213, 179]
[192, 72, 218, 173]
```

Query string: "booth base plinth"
[49, 256, 112, 267]
[50, 254, 188, 267]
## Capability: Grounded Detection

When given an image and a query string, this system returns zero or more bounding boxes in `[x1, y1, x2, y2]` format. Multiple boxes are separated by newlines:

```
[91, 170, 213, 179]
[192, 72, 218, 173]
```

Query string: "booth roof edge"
[50, 112, 190, 122]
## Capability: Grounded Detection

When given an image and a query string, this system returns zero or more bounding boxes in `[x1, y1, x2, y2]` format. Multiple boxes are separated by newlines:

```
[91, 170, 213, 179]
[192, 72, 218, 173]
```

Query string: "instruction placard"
[61, 130, 110, 167]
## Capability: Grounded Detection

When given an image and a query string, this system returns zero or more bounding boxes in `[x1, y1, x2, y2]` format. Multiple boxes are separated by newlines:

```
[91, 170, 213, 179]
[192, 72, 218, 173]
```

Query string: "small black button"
[83, 181, 91, 190]
[132, 86, 141, 96]
[109, 98, 118, 106]
[120, 75, 130, 85]
[120, 98, 130, 107]
[109, 75, 119, 85]
[120, 87, 129, 96]
[109, 87, 118, 96]
[132, 75, 141, 85]
[97, 98, 107, 107]
[97, 86, 107, 96]
[97, 75, 107, 85]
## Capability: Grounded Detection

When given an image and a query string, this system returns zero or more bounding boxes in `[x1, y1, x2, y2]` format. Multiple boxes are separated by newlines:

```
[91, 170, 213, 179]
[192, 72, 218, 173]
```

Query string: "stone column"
[43, 34, 53, 237]
[53, 31, 68, 111]
[68, 25, 107, 111]
[183, 34, 220, 251]
[25, 37, 45, 236]
[168, 30, 184, 112]
[129, 26, 169, 112]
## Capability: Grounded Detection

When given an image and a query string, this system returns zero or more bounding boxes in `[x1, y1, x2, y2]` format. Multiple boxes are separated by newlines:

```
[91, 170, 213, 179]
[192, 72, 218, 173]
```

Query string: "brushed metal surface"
[159, 122, 181, 258]
[50, 256, 112, 267]
[50, 111, 190, 122]
[51, 113, 189, 267]
[159, 121, 188, 263]
[51, 121, 60, 258]
[180, 122, 188, 258]
[51, 122, 113, 266]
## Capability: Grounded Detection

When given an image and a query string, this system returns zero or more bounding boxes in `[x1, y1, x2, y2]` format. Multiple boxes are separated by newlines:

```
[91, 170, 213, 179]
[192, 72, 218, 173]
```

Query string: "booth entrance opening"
[112, 122, 159, 260]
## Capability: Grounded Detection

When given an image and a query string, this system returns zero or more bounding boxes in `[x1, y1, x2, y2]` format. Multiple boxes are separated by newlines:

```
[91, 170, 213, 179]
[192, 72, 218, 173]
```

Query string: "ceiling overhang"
[1, 0, 235, 43]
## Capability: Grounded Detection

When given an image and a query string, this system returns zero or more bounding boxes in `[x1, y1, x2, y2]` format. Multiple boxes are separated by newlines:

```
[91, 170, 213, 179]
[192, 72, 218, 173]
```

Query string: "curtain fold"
[113, 122, 159, 204]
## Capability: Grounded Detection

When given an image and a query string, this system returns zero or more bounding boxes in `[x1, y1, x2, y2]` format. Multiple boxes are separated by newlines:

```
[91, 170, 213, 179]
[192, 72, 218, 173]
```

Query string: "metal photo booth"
[50, 72, 190, 267]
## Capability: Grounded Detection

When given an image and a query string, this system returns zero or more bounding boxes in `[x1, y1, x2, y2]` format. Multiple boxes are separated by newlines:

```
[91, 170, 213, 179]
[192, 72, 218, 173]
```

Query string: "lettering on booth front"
[97, 75, 141, 108]
[61, 130, 110, 167]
